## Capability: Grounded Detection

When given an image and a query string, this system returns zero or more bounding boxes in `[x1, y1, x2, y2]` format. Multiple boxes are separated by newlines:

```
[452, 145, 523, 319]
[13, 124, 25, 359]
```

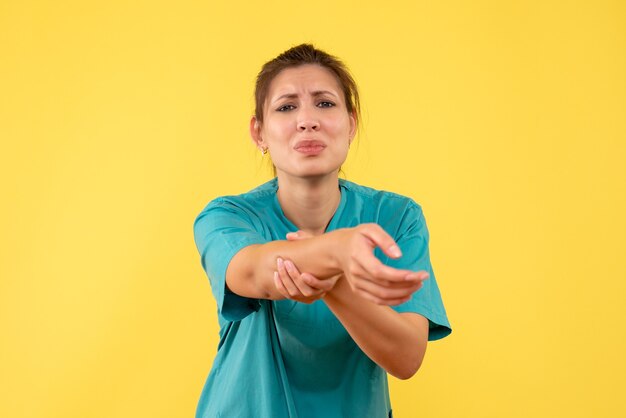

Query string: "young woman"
[193, 44, 452, 418]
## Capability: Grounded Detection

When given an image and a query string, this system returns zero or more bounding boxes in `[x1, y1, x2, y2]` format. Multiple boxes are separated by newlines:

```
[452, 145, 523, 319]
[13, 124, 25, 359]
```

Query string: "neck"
[276, 172, 341, 236]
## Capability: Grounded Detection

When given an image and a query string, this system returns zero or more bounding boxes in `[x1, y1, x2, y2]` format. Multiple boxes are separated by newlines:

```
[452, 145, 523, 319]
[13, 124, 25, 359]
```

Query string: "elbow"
[395, 372, 416, 381]
[392, 365, 420, 381]
[389, 354, 424, 380]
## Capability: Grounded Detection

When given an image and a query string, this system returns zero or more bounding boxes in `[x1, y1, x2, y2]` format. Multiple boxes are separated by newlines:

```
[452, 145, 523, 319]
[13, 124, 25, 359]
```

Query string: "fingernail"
[389, 245, 402, 258]
[405, 273, 421, 281]
[277, 258, 284, 268]
[285, 260, 294, 270]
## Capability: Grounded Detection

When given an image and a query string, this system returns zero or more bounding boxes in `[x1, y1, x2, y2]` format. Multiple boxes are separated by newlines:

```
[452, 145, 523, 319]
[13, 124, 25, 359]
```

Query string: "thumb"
[286, 230, 314, 241]
[359, 224, 402, 259]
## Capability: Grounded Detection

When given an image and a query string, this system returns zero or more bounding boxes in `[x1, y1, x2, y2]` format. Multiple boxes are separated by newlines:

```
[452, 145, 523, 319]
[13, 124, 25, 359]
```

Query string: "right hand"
[334, 224, 429, 305]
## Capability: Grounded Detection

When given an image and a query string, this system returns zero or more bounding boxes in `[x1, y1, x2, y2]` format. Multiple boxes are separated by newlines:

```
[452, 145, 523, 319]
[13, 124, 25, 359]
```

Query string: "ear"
[249, 116, 263, 148]
[348, 110, 357, 144]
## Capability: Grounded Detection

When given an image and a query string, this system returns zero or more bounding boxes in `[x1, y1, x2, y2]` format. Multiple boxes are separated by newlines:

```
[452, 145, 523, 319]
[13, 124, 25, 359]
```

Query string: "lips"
[294, 140, 326, 154]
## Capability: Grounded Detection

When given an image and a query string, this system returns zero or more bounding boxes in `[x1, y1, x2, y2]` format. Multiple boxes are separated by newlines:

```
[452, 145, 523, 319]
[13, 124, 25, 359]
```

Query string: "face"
[251, 64, 356, 180]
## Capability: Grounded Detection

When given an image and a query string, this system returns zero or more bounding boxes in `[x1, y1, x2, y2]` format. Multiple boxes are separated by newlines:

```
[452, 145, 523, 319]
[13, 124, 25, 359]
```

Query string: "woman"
[193, 44, 452, 418]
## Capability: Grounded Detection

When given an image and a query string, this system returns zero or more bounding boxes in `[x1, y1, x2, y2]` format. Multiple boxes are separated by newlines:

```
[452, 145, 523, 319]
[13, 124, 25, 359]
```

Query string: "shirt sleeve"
[381, 201, 452, 341]
[193, 199, 269, 322]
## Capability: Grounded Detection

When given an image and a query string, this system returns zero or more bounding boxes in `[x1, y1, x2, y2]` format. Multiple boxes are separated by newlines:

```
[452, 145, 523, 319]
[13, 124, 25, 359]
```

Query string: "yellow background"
[2, 1, 625, 417]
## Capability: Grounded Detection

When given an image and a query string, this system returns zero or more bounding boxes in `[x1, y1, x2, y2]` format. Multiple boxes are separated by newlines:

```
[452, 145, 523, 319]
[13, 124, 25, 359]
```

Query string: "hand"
[273, 230, 341, 304]
[274, 257, 341, 304]
[335, 224, 429, 305]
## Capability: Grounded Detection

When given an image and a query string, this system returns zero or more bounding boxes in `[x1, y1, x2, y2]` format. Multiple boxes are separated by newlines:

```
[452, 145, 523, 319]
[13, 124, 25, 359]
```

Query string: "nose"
[297, 107, 320, 131]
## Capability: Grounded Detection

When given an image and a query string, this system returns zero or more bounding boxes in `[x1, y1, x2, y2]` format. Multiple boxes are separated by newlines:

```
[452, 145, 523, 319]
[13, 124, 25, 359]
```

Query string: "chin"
[279, 164, 342, 180]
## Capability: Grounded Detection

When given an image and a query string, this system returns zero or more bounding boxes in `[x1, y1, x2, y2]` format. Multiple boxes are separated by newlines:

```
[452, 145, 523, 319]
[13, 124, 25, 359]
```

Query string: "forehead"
[267, 64, 343, 99]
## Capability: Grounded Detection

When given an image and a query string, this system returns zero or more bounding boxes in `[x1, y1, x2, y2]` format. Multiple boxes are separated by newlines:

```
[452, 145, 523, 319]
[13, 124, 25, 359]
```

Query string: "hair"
[254, 44, 361, 129]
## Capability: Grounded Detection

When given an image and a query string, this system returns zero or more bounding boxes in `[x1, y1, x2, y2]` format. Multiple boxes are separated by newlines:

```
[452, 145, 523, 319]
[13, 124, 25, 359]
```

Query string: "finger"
[352, 252, 416, 283]
[286, 231, 315, 241]
[353, 276, 425, 301]
[355, 273, 426, 290]
[405, 271, 430, 281]
[352, 234, 430, 283]
[353, 274, 425, 300]
[301, 272, 336, 292]
[355, 288, 412, 306]
[359, 224, 403, 259]
[277, 258, 300, 297]
[284, 259, 320, 297]
[273, 271, 291, 299]
[350, 261, 428, 289]
[286, 230, 315, 240]
[383, 272, 429, 289]
[275, 273, 311, 304]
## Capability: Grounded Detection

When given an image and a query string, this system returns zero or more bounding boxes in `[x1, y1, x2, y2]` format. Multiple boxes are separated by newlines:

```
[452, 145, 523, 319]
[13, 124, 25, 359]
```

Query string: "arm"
[275, 259, 430, 379]
[323, 276, 429, 380]
[226, 225, 421, 302]
[226, 231, 343, 300]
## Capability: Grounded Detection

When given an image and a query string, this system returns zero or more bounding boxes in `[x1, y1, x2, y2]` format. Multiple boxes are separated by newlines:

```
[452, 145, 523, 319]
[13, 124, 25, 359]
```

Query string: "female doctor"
[193, 43, 451, 418]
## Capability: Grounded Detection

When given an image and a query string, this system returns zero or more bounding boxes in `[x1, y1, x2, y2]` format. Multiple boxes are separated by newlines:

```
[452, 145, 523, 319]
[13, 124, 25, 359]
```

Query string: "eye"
[317, 101, 335, 108]
[277, 104, 296, 112]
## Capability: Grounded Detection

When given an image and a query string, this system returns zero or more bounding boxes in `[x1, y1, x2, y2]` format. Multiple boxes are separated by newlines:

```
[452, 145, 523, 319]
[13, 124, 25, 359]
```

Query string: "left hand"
[273, 231, 341, 303]
[274, 257, 340, 304]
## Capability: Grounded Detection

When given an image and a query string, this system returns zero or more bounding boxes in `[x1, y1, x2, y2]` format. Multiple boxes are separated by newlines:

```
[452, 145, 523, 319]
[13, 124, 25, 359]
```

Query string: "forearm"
[323, 277, 429, 380]
[226, 229, 347, 300]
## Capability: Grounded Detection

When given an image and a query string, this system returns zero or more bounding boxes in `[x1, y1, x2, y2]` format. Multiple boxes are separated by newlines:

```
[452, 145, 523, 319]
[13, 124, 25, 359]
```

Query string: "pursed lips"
[294, 140, 326, 151]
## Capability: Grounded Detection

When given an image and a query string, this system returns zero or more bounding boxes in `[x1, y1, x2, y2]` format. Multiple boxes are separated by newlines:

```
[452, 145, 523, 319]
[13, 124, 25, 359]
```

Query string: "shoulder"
[199, 178, 277, 211]
[338, 179, 427, 240]
[194, 178, 278, 227]
[339, 179, 424, 216]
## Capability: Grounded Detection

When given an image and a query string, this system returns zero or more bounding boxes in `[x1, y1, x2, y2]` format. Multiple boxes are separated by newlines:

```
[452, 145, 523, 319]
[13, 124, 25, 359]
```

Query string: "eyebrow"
[272, 90, 338, 103]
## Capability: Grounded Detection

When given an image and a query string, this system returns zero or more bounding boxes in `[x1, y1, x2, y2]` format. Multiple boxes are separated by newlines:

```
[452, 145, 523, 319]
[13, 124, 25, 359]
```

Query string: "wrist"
[323, 228, 349, 273]
[324, 273, 351, 301]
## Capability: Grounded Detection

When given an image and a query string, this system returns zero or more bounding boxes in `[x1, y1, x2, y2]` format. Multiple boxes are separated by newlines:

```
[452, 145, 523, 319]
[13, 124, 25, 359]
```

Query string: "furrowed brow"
[274, 93, 298, 103]
[273, 90, 338, 103]
[311, 90, 338, 98]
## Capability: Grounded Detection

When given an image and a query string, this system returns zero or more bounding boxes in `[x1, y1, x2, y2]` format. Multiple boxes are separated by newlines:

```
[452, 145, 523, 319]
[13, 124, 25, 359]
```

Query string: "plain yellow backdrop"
[1, 1, 625, 417]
